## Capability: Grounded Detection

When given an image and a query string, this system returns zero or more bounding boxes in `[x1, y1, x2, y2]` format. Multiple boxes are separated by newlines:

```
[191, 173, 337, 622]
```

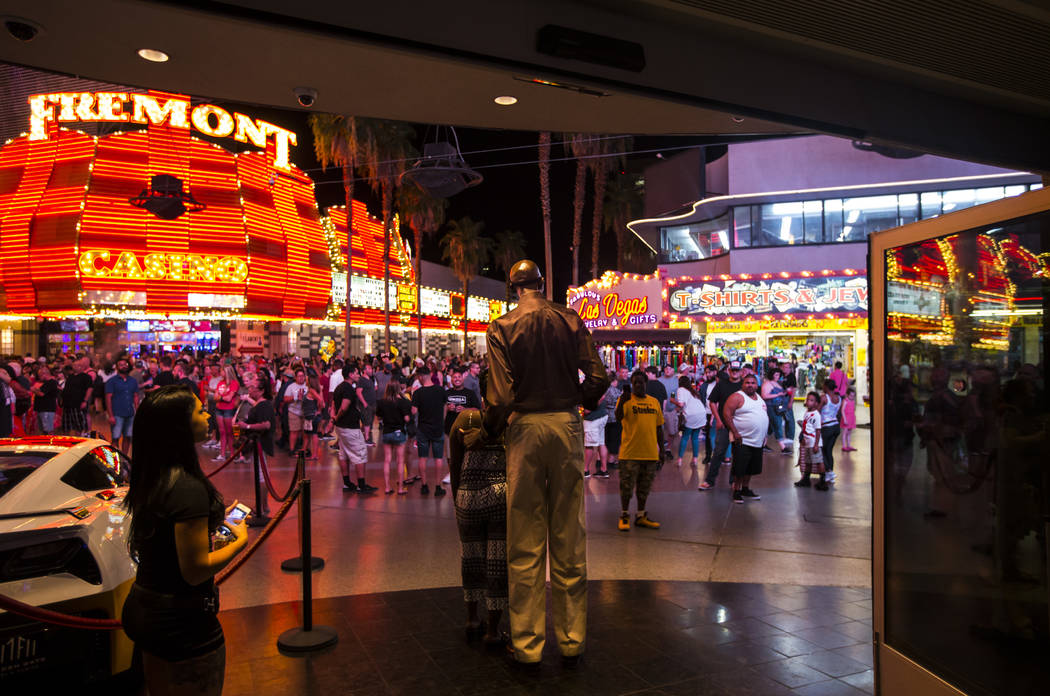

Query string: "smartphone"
[226, 502, 251, 525]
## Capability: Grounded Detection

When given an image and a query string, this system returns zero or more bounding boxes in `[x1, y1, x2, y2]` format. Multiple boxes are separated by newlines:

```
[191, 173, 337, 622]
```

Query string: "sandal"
[397, 488, 408, 495]
[385, 489, 395, 495]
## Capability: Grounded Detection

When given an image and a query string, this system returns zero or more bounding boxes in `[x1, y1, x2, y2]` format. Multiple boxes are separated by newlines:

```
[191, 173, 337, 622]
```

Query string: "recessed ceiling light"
[494, 95, 518, 106]
[137, 48, 169, 63]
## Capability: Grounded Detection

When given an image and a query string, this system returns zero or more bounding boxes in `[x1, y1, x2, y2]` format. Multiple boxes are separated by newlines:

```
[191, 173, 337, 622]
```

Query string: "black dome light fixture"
[400, 126, 482, 198]
[128, 174, 206, 220]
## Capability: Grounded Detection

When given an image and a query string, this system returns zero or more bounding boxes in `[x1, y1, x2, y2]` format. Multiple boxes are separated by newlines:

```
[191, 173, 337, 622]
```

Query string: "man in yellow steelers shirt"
[614, 370, 664, 531]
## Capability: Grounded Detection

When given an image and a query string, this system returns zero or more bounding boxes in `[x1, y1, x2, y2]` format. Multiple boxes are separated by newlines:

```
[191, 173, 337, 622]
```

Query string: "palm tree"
[538, 132, 553, 300]
[309, 113, 360, 352]
[441, 216, 492, 353]
[398, 184, 448, 355]
[603, 170, 645, 272]
[588, 135, 631, 279]
[564, 133, 592, 288]
[493, 229, 528, 302]
[356, 118, 417, 352]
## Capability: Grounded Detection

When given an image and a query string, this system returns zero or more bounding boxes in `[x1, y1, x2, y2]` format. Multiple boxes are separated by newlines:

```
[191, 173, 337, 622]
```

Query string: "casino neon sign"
[28, 91, 298, 168]
[78, 250, 249, 283]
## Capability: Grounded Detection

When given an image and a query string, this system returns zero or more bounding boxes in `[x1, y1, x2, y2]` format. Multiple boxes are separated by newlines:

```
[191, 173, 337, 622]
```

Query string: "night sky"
[146, 97, 750, 301]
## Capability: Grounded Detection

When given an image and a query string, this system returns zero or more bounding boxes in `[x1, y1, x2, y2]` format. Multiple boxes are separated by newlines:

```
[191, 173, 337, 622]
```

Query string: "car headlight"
[0, 538, 103, 585]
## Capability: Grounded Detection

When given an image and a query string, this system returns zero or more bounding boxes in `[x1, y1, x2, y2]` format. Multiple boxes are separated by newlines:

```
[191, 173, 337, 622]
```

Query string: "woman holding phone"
[122, 385, 250, 696]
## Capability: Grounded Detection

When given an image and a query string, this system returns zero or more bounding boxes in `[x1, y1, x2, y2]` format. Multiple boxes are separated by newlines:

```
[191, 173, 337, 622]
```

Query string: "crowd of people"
[580, 355, 858, 513]
[0, 345, 859, 511]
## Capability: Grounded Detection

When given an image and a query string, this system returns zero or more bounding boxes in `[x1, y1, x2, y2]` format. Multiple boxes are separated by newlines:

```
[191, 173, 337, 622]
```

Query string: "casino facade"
[0, 89, 506, 358]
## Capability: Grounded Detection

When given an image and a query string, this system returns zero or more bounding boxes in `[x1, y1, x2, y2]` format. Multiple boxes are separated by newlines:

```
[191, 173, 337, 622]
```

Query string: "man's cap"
[509, 259, 543, 287]
[728, 360, 742, 370]
[679, 364, 692, 373]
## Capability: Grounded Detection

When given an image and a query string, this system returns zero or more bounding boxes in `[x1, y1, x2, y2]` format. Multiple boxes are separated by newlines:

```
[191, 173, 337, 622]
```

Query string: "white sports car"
[0, 436, 137, 685]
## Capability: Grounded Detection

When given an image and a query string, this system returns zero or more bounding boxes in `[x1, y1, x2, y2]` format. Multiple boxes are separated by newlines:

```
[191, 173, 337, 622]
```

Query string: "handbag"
[678, 412, 686, 433]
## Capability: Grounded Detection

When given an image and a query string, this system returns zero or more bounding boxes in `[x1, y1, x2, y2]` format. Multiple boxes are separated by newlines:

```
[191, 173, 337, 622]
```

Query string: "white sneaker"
[826, 471, 837, 483]
[442, 474, 451, 484]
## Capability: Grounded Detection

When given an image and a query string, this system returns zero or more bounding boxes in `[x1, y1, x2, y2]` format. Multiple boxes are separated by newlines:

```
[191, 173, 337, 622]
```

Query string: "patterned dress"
[451, 413, 508, 611]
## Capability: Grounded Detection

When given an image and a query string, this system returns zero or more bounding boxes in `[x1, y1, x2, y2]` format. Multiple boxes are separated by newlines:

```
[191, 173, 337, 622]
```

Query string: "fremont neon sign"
[78, 250, 249, 283]
[28, 92, 298, 168]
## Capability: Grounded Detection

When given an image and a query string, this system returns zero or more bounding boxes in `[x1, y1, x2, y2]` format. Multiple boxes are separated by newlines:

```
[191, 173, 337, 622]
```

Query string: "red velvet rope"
[204, 437, 252, 478]
[257, 445, 303, 502]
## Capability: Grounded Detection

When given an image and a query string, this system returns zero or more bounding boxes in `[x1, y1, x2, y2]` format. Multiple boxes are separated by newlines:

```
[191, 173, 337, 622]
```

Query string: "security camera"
[293, 87, 318, 108]
[3, 17, 43, 42]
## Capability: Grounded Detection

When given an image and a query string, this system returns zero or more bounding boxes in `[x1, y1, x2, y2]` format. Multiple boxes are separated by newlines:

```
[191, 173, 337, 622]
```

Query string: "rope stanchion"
[248, 436, 271, 527]
[280, 453, 323, 572]
[277, 478, 337, 654]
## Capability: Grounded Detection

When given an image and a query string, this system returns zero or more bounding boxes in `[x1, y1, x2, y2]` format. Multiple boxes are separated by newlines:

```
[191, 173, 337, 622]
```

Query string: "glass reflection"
[883, 211, 1050, 694]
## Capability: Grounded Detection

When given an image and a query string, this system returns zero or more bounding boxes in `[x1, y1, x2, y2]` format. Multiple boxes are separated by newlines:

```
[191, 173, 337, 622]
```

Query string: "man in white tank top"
[724, 374, 770, 504]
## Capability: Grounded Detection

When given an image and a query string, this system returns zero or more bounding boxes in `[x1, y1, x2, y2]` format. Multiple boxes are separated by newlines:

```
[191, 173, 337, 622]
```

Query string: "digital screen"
[126, 320, 151, 332]
[60, 320, 90, 332]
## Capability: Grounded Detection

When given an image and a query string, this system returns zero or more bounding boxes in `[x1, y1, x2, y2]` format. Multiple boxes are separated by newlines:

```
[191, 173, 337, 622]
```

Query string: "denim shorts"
[113, 414, 134, 438]
[382, 430, 407, 445]
[416, 434, 444, 458]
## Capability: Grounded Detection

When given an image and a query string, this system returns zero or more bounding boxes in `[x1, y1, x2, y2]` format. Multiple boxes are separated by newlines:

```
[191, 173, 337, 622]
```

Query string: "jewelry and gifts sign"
[667, 275, 868, 318]
[567, 272, 663, 330]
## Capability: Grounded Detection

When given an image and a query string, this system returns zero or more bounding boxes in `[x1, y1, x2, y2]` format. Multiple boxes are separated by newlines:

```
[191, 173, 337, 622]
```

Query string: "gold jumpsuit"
[481, 289, 609, 662]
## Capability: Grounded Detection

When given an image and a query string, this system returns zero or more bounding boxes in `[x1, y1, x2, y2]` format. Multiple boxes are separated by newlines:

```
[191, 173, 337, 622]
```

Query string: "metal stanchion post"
[281, 452, 323, 571]
[277, 479, 337, 653]
[248, 435, 270, 527]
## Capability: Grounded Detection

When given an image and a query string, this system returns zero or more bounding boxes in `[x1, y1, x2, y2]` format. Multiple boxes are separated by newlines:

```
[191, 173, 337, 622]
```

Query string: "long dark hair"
[678, 375, 696, 397]
[126, 386, 223, 557]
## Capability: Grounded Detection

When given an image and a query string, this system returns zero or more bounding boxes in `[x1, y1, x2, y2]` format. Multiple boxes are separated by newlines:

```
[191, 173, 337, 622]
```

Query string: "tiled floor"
[207, 407, 872, 612]
[219, 580, 875, 695]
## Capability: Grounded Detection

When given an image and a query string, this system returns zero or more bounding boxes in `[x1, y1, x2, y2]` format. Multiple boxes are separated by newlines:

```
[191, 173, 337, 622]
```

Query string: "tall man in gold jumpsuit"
[476, 259, 609, 665]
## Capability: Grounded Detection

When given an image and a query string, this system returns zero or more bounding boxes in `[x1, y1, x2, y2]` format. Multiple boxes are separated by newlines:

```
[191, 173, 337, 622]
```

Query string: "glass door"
[870, 187, 1050, 695]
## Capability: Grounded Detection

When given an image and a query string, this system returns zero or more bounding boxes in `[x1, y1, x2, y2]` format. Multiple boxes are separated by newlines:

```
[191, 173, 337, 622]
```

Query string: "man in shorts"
[331, 365, 376, 493]
[724, 374, 769, 504]
[582, 399, 610, 478]
[284, 367, 310, 454]
[411, 370, 447, 496]
[360, 363, 378, 445]
[614, 370, 663, 530]
[105, 357, 139, 454]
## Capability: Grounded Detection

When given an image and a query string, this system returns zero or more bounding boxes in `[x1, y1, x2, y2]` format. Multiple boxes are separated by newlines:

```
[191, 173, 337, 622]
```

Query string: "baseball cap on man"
[728, 360, 742, 370]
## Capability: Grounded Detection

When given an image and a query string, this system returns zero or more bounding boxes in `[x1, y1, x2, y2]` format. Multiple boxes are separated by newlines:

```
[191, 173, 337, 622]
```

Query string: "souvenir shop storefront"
[568, 268, 870, 398]
[666, 269, 869, 398]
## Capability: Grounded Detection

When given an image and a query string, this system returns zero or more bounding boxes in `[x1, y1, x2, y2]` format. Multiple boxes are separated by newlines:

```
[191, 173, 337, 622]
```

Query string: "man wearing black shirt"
[700, 360, 743, 491]
[411, 370, 447, 496]
[153, 356, 175, 388]
[443, 367, 481, 436]
[237, 379, 276, 457]
[31, 365, 60, 434]
[60, 357, 94, 435]
[360, 363, 378, 445]
[779, 361, 798, 443]
[332, 366, 376, 493]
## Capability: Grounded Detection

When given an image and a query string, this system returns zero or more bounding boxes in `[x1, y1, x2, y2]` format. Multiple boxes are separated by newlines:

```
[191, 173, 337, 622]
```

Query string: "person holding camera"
[122, 386, 251, 696]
